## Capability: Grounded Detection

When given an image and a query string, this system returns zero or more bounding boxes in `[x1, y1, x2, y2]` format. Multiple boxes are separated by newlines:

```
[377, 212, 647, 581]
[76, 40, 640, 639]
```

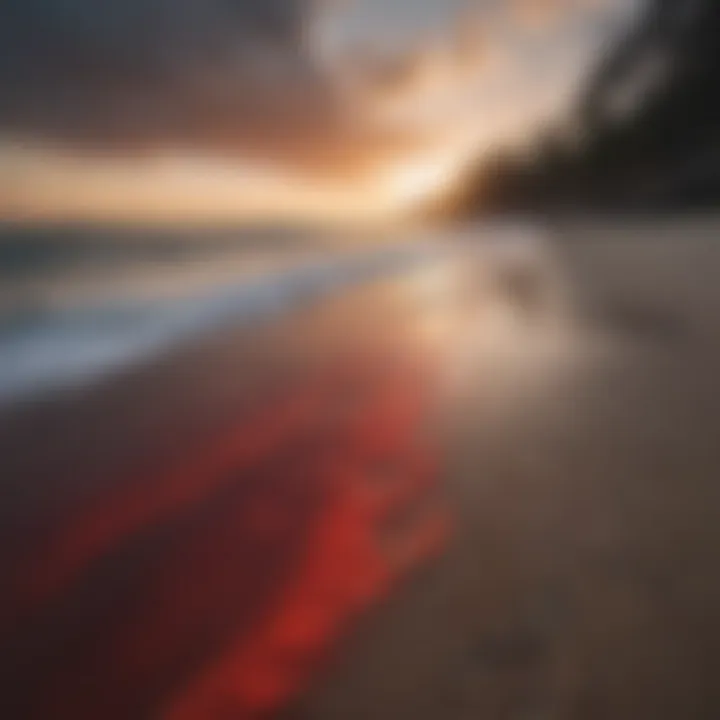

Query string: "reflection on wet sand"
[1, 271, 454, 720]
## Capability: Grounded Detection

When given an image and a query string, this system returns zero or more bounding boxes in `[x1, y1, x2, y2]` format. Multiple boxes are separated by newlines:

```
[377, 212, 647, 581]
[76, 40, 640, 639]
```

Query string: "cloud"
[0, 0, 631, 192]
[512, 0, 568, 29]
[339, 9, 490, 130]
[512, 0, 614, 31]
[0, 0, 432, 177]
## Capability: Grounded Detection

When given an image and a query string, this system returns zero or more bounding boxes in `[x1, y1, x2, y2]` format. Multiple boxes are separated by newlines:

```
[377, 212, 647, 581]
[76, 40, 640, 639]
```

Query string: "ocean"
[0, 224, 442, 403]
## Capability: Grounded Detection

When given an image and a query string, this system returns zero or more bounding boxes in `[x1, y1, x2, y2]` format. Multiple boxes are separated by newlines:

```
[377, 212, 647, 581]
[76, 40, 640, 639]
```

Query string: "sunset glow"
[0, 0, 640, 225]
[0, 143, 468, 224]
[384, 153, 461, 208]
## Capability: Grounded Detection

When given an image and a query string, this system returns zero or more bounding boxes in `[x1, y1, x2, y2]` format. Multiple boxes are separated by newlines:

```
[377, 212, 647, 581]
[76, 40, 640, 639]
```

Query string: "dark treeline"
[459, 0, 720, 214]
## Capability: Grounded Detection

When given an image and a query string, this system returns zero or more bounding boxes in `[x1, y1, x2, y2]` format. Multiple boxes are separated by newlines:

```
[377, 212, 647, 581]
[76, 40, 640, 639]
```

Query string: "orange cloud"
[512, 0, 607, 30]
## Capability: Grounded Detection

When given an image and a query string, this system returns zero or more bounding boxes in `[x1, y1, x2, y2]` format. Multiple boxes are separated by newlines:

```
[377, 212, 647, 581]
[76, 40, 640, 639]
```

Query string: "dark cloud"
[0, 0, 412, 174]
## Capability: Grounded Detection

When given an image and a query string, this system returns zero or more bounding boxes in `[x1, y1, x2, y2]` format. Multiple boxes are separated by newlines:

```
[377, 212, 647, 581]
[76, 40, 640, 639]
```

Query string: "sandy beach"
[3, 220, 720, 719]
[300, 220, 720, 720]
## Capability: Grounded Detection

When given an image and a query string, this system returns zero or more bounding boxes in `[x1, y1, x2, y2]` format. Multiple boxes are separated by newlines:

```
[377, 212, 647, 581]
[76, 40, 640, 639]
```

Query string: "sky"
[0, 0, 644, 224]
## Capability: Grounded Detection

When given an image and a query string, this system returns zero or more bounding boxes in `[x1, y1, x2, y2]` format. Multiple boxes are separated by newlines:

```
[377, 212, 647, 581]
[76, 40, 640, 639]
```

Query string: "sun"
[383, 153, 461, 209]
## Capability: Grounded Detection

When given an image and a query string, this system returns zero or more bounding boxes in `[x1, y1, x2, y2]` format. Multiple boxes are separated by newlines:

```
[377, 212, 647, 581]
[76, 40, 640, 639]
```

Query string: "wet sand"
[0, 268, 450, 719]
[299, 221, 720, 720]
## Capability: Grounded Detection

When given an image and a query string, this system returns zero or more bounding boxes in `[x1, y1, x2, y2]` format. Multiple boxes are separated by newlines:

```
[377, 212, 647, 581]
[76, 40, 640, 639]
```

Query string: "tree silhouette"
[458, 0, 720, 214]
